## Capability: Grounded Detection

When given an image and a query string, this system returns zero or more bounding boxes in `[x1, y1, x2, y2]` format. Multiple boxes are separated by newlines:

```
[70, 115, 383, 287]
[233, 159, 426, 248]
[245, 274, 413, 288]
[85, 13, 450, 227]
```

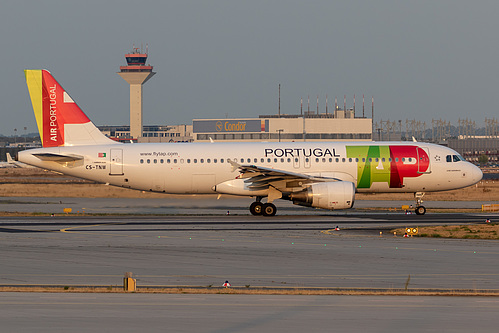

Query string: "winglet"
[228, 159, 241, 172]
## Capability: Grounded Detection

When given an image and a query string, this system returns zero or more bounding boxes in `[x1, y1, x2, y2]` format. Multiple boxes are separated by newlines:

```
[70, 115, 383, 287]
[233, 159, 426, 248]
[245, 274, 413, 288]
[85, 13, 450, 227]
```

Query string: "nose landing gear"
[414, 192, 426, 215]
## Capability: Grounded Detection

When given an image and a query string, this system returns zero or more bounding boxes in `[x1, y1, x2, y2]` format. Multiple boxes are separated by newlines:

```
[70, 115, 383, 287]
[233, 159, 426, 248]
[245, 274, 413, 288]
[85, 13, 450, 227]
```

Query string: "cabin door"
[417, 147, 431, 174]
[110, 149, 124, 175]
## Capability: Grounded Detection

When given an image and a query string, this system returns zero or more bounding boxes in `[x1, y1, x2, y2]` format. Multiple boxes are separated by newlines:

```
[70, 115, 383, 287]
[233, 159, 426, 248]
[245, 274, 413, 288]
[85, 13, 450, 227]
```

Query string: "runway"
[1, 214, 498, 289]
[0, 196, 492, 215]
[1, 293, 498, 333]
[2, 213, 499, 332]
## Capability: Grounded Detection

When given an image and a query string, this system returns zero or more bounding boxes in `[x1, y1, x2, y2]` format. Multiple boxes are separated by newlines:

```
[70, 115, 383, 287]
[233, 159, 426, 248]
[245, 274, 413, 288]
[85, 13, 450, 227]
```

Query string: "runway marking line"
[59, 222, 142, 237]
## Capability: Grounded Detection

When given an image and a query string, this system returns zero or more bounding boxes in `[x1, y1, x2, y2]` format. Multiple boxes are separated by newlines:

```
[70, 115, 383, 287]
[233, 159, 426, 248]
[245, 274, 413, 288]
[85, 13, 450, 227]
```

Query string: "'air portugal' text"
[49, 85, 57, 141]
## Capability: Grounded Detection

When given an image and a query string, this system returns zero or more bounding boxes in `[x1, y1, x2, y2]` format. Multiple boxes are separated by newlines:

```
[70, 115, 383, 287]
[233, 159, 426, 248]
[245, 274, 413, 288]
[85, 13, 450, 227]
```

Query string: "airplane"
[5, 153, 36, 168]
[17, 69, 483, 216]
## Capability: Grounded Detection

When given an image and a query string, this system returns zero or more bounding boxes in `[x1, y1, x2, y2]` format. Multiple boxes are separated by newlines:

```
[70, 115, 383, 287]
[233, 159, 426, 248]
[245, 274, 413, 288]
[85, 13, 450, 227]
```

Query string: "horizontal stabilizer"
[32, 153, 84, 162]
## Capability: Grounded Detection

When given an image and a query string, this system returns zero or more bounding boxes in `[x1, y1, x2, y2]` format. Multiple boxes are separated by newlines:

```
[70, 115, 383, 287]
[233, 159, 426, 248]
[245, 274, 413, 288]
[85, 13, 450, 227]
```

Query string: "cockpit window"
[447, 154, 465, 162]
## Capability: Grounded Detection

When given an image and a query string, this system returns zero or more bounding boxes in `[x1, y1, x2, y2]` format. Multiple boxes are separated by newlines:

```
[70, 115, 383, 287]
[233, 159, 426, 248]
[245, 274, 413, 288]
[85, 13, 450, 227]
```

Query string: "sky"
[1, 0, 498, 136]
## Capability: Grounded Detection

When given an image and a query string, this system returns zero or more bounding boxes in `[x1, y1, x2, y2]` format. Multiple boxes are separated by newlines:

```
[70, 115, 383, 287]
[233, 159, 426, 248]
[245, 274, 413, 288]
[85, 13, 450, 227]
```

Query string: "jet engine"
[288, 181, 355, 210]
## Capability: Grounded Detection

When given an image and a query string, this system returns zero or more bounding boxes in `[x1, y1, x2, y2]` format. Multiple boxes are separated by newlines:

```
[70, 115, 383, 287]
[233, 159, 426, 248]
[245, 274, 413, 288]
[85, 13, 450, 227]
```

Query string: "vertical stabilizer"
[24, 69, 117, 147]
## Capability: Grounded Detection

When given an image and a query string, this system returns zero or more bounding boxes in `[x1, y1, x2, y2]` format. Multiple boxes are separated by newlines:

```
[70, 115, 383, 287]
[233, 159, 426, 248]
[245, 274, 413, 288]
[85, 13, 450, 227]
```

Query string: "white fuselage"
[18, 141, 482, 195]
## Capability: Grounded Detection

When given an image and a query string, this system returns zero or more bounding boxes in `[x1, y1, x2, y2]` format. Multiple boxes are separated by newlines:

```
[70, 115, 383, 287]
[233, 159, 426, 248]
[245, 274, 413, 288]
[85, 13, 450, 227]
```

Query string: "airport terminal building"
[193, 114, 372, 142]
[98, 125, 193, 143]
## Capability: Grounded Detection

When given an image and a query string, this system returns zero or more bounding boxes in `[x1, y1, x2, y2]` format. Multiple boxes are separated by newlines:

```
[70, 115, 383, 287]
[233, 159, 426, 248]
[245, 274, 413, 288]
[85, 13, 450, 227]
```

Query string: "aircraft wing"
[230, 161, 343, 191]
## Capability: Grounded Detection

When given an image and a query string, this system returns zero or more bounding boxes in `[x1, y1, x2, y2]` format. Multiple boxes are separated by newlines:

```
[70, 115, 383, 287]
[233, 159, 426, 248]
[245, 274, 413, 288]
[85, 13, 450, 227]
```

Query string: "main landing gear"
[249, 197, 277, 217]
[414, 192, 426, 215]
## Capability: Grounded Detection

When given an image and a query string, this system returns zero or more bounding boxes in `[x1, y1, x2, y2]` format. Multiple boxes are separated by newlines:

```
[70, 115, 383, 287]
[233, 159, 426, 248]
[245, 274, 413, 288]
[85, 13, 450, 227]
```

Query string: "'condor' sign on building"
[193, 119, 267, 133]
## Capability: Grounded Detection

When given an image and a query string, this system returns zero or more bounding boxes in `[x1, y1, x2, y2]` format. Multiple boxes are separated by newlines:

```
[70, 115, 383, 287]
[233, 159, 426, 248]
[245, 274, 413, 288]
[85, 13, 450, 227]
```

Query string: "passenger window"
[140, 159, 144, 164]
[221, 159, 224, 163]
[274, 158, 277, 163]
[187, 159, 191, 163]
[261, 158, 264, 163]
[207, 159, 211, 163]
[322, 158, 326, 163]
[287, 158, 291, 163]
[362, 158, 365, 162]
[281, 158, 285, 163]
[160, 159, 164, 164]
[369, 158, 372, 162]
[214, 159, 217, 163]
[336, 158, 339, 162]
[194, 159, 197, 163]
[355, 158, 359, 162]
[348, 158, 352, 162]
[167, 159, 171, 164]
[200, 159, 204, 163]
[295, 158, 299, 162]
[267, 158, 271, 163]
[254, 158, 258, 163]
[147, 159, 150, 164]
[154, 159, 157, 164]
[329, 158, 333, 162]
[342, 158, 346, 162]
[173, 159, 177, 163]
[316, 158, 320, 163]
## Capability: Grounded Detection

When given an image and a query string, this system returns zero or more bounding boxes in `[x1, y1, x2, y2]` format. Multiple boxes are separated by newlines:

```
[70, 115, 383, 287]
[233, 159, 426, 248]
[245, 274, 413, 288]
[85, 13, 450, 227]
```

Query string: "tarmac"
[0, 196, 493, 215]
[1, 214, 498, 289]
[1, 293, 498, 333]
[1, 205, 499, 332]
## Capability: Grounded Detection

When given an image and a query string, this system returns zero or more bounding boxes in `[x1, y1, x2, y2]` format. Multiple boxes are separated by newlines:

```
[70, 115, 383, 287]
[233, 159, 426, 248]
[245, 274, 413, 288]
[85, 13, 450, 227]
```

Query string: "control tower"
[118, 46, 156, 139]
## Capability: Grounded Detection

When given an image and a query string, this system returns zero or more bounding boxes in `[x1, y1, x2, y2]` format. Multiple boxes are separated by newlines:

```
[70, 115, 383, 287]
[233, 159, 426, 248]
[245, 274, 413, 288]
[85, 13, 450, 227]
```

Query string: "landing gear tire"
[262, 203, 277, 217]
[250, 202, 263, 216]
[415, 206, 426, 215]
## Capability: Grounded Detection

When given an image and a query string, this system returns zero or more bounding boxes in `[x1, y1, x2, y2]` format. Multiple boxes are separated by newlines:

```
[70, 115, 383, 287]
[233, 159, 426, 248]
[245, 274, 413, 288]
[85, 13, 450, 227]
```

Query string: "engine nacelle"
[289, 181, 355, 210]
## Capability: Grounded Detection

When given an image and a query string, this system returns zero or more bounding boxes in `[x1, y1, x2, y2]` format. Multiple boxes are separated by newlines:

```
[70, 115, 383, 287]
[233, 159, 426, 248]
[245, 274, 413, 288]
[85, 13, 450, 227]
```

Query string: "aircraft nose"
[470, 164, 483, 184]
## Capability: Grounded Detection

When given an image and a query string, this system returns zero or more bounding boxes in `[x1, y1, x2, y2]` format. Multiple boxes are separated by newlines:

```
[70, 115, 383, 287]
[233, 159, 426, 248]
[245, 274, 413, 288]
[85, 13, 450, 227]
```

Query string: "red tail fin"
[25, 69, 116, 147]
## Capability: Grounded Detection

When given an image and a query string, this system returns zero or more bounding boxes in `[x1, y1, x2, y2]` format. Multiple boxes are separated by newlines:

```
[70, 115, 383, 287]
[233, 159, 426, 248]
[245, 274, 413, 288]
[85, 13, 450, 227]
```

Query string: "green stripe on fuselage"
[346, 146, 391, 188]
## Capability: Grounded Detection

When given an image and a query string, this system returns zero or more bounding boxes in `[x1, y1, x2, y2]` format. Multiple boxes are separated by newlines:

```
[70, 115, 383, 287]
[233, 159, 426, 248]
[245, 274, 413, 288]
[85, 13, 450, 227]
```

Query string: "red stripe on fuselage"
[389, 146, 429, 188]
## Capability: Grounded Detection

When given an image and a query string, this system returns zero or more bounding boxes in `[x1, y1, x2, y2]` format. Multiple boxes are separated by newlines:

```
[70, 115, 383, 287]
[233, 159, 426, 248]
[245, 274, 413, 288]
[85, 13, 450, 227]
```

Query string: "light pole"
[276, 129, 284, 142]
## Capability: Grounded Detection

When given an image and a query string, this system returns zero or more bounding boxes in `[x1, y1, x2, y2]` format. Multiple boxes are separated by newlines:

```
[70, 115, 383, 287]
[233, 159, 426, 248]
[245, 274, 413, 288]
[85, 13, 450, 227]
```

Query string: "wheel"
[249, 202, 263, 216]
[415, 206, 426, 215]
[262, 203, 277, 217]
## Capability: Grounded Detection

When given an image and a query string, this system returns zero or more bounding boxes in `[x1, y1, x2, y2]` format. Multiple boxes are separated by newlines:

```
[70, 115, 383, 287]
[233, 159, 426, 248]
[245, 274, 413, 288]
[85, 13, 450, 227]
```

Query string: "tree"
[478, 154, 489, 165]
